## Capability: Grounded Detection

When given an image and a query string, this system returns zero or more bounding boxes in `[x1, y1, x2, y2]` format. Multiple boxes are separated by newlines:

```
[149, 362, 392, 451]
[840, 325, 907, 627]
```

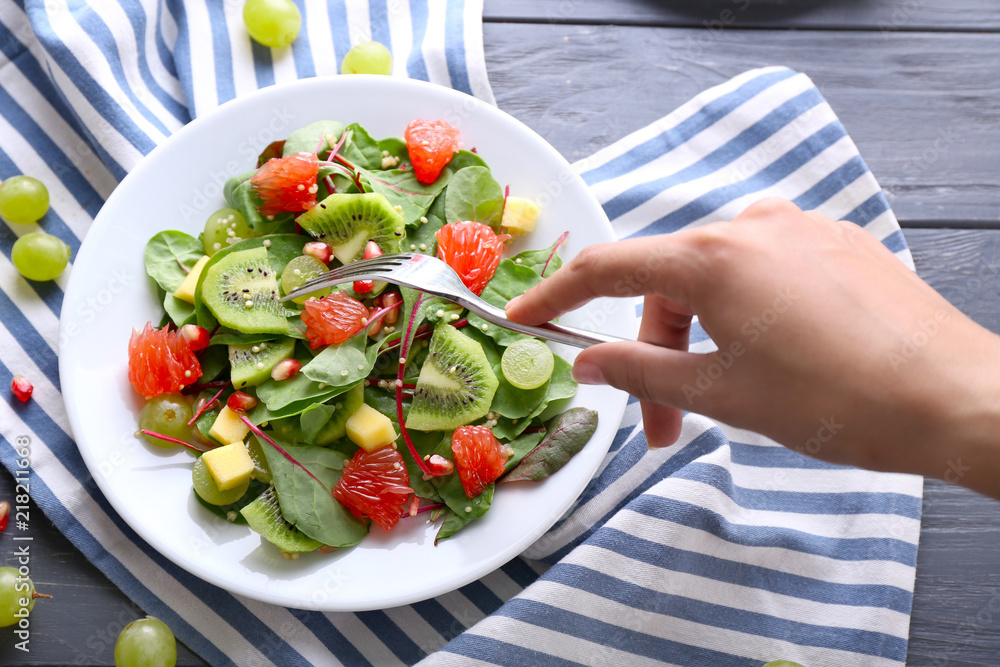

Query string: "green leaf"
[163, 292, 195, 327]
[378, 136, 409, 165]
[197, 344, 229, 383]
[360, 167, 451, 228]
[512, 237, 565, 278]
[466, 260, 543, 347]
[144, 231, 204, 294]
[258, 438, 369, 547]
[491, 361, 550, 419]
[444, 166, 504, 230]
[501, 408, 598, 483]
[301, 334, 372, 387]
[257, 362, 349, 411]
[435, 508, 470, 543]
[503, 430, 546, 472]
[299, 403, 337, 443]
[339, 123, 383, 171]
[282, 120, 345, 157]
[447, 149, 489, 173]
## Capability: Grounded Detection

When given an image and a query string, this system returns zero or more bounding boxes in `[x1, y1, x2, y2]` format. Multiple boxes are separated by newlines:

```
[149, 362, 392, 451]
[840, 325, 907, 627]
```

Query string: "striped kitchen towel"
[0, 1, 922, 665]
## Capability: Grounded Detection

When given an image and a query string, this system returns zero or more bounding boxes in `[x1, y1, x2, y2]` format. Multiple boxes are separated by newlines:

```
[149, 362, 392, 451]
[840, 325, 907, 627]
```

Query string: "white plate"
[60, 76, 636, 612]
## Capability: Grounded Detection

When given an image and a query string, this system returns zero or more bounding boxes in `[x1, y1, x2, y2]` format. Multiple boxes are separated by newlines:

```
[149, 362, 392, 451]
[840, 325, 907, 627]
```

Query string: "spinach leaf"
[257, 364, 348, 411]
[196, 344, 229, 383]
[444, 166, 504, 230]
[512, 237, 565, 278]
[282, 120, 344, 157]
[378, 136, 409, 167]
[466, 260, 543, 347]
[492, 415, 532, 441]
[490, 361, 550, 419]
[503, 430, 546, 472]
[301, 333, 372, 387]
[145, 231, 204, 294]
[435, 509, 470, 543]
[339, 123, 383, 171]
[360, 167, 451, 228]
[163, 292, 195, 327]
[257, 140, 285, 166]
[248, 394, 342, 424]
[299, 403, 336, 444]
[447, 149, 488, 172]
[458, 326, 500, 367]
[501, 408, 598, 483]
[258, 438, 368, 547]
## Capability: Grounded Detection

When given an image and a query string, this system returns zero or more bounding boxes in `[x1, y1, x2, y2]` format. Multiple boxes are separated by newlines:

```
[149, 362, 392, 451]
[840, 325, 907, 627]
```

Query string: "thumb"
[572, 341, 715, 411]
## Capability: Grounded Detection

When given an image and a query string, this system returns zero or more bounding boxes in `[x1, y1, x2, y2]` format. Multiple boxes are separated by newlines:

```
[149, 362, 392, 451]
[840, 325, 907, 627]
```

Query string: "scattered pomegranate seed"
[367, 307, 384, 337]
[380, 292, 401, 324]
[271, 358, 302, 382]
[303, 241, 333, 264]
[353, 241, 383, 294]
[426, 454, 455, 476]
[11, 376, 33, 402]
[0, 501, 9, 532]
[179, 324, 210, 352]
[226, 391, 257, 412]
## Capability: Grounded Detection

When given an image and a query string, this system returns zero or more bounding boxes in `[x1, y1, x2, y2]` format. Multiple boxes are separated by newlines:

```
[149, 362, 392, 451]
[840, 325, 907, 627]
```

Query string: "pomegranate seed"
[367, 307, 384, 337]
[271, 358, 302, 381]
[226, 391, 257, 412]
[426, 454, 454, 476]
[353, 241, 383, 294]
[380, 292, 401, 324]
[11, 376, 33, 402]
[0, 501, 9, 532]
[179, 324, 210, 352]
[303, 241, 333, 264]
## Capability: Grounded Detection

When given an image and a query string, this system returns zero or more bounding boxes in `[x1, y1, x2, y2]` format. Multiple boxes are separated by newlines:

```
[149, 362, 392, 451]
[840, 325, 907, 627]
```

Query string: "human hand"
[506, 199, 1000, 495]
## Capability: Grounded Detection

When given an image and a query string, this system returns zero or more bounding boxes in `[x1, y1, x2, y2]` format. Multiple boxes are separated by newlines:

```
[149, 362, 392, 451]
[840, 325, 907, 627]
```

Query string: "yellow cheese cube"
[209, 406, 249, 445]
[173, 255, 210, 304]
[345, 403, 397, 452]
[201, 442, 254, 491]
[501, 197, 540, 237]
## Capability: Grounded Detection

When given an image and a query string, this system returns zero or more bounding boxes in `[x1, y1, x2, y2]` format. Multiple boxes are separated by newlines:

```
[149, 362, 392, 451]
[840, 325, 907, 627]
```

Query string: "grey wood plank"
[0, 473, 206, 666]
[483, 23, 1000, 225]
[483, 0, 1000, 31]
[906, 228, 1000, 666]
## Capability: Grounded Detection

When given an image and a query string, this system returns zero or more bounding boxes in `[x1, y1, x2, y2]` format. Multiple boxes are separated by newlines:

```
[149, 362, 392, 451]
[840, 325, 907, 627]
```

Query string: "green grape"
[280, 254, 330, 304]
[0, 566, 42, 627]
[114, 616, 177, 667]
[246, 434, 273, 484]
[139, 394, 194, 447]
[0, 175, 49, 224]
[192, 455, 249, 505]
[203, 208, 256, 256]
[243, 0, 301, 48]
[11, 232, 71, 281]
[500, 338, 554, 390]
[341, 41, 392, 75]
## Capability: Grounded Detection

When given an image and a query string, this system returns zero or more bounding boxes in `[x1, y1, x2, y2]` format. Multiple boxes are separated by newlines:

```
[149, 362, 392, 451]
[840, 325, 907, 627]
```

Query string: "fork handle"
[470, 301, 627, 349]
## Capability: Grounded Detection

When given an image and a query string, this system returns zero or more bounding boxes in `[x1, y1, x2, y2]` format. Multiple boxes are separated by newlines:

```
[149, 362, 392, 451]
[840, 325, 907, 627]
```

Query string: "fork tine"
[282, 253, 416, 299]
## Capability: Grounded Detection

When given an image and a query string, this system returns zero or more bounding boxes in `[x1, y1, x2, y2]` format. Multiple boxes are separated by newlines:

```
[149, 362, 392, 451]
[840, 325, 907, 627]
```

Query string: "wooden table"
[3, 1, 998, 664]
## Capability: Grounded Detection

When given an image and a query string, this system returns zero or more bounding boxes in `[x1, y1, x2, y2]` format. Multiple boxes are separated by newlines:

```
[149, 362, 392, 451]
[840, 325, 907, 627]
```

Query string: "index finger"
[505, 233, 701, 326]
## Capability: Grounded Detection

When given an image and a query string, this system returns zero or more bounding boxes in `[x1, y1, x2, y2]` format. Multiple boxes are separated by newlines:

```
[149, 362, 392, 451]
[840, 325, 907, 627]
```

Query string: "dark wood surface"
[3, 3, 999, 665]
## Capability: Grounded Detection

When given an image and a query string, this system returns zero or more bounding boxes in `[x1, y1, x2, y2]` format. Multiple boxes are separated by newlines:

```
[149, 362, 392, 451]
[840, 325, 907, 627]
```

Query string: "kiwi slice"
[229, 337, 296, 389]
[406, 324, 499, 431]
[241, 486, 322, 553]
[201, 246, 289, 334]
[295, 192, 405, 264]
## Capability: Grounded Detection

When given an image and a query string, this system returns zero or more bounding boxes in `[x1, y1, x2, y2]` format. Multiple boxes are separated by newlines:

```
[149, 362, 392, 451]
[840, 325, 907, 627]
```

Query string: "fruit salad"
[128, 118, 598, 554]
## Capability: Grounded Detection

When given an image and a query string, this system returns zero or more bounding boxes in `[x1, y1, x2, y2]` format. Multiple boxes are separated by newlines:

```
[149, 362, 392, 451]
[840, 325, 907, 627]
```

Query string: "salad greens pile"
[135, 118, 599, 553]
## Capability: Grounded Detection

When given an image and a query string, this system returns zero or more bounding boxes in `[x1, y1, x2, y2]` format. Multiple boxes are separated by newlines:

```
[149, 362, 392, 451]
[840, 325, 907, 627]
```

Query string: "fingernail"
[572, 360, 606, 385]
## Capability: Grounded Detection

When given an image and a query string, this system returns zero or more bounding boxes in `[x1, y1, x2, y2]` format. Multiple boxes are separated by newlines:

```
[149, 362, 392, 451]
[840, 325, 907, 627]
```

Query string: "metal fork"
[280, 253, 627, 348]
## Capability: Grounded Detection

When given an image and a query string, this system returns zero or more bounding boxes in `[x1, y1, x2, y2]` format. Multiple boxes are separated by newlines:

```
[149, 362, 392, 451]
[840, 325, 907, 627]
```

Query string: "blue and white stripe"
[419, 67, 922, 667]
[0, 0, 921, 662]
